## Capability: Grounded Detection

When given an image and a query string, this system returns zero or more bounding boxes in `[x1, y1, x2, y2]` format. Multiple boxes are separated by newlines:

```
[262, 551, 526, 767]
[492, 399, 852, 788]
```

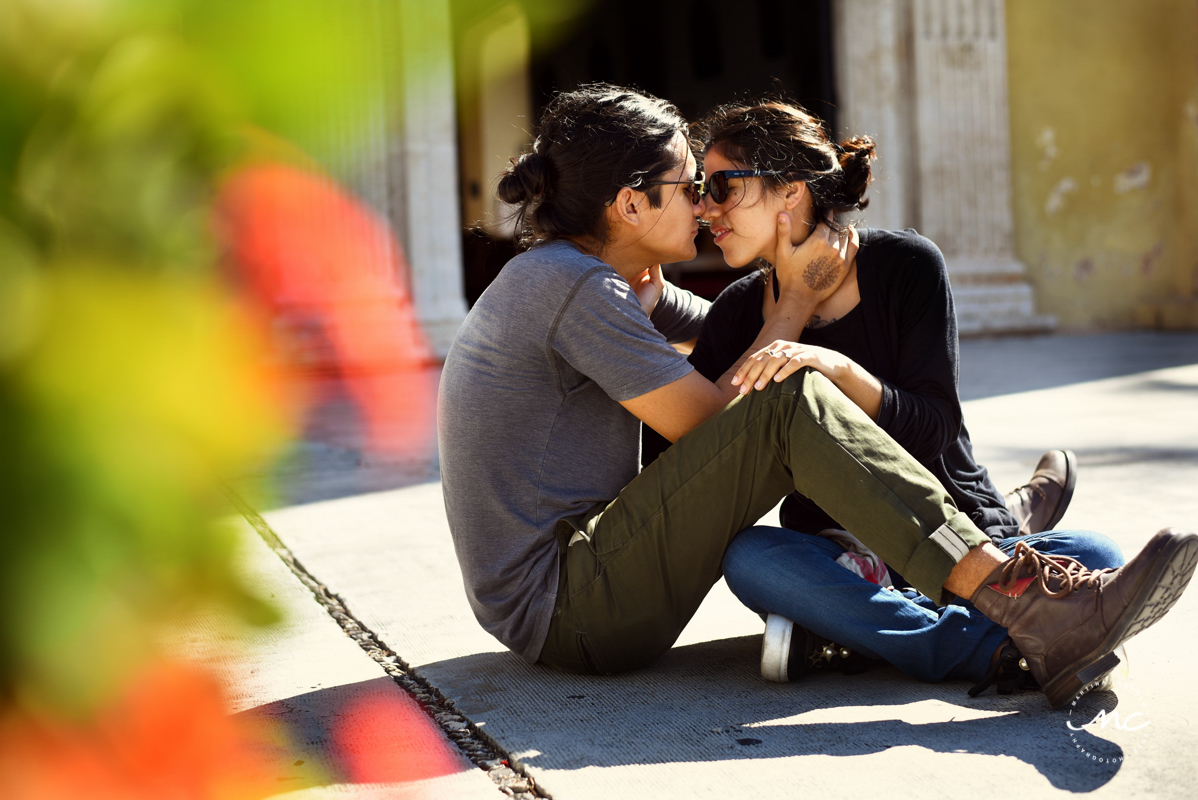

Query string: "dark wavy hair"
[695, 100, 876, 224]
[496, 84, 688, 250]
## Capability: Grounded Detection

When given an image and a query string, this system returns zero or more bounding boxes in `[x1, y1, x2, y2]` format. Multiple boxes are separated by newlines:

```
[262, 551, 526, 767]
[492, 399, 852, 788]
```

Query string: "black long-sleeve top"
[644, 228, 1017, 543]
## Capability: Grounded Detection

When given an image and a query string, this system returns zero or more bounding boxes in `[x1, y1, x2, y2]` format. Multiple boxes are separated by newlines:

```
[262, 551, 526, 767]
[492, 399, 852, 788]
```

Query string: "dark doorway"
[529, 0, 836, 131]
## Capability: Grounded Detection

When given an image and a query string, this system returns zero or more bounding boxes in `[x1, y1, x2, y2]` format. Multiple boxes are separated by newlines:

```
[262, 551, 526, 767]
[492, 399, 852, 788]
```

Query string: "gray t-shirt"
[438, 239, 707, 662]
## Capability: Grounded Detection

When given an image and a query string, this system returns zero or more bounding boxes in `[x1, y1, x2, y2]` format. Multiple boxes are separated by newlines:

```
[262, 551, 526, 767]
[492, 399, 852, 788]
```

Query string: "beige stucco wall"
[1006, 0, 1198, 329]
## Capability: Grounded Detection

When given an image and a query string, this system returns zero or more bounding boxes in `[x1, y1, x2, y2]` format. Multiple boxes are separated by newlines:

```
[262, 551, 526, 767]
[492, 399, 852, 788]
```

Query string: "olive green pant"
[538, 367, 989, 675]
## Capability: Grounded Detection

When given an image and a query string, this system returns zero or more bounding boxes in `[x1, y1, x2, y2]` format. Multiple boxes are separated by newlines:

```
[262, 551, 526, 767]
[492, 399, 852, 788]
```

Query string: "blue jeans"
[722, 527, 1125, 683]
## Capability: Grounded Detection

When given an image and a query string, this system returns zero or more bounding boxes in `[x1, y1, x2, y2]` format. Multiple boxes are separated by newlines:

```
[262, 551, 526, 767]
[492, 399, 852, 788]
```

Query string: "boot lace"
[998, 541, 1115, 599]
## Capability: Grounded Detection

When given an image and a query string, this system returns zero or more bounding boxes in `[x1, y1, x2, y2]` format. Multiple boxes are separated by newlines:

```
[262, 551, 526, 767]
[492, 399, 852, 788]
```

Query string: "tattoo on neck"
[803, 256, 839, 292]
[806, 314, 838, 329]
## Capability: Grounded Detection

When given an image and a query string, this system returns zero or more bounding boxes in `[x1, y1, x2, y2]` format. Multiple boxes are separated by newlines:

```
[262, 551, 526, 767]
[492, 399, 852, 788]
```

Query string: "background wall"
[1007, 0, 1198, 329]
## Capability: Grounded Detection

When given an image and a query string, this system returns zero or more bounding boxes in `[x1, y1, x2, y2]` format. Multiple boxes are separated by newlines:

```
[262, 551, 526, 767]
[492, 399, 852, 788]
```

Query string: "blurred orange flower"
[332, 691, 464, 785]
[216, 163, 435, 460]
[0, 661, 282, 800]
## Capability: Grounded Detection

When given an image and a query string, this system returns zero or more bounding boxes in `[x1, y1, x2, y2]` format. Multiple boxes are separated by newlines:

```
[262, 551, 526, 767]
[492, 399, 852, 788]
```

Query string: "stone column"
[835, 0, 1053, 335]
[833, 0, 916, 233]
[387, 0, 469, 357]
[295, 0, 467, 360]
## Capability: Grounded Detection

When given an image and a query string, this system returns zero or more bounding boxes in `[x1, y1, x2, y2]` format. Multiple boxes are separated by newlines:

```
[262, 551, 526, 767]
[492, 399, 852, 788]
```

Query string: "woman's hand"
[731, 341, 851, 394]
[631, 263, 665, 316]
[731, 339, 883, 419]
[771, 216, 857, 308]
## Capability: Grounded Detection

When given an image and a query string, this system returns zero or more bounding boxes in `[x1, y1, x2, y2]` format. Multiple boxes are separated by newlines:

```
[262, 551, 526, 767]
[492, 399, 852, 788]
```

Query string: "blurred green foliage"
[0, 0, 390, 715]
[0, 0, 593, 719]
[450, 0, 593, 49]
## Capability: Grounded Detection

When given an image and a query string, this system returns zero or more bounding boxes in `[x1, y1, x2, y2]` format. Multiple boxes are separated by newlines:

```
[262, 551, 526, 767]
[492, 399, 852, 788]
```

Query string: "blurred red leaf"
[0, 661, 280, 800]
[331, 691, 463, 785]
[216, 163, 435, 459]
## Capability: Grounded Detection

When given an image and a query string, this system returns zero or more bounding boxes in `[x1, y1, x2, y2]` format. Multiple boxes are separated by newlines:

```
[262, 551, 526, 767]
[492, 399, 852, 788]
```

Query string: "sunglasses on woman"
[644, 169, 795, 205]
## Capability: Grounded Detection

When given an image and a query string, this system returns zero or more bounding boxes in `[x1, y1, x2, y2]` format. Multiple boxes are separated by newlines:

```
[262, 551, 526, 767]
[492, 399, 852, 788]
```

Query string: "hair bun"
[836, 135, 876, 210]
[837, 135, 876, 167]
[497, 150, 550, 205]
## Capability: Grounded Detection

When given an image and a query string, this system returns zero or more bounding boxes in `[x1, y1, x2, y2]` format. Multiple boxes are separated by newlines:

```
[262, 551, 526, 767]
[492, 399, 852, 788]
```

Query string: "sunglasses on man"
[644, 170, 796, 205]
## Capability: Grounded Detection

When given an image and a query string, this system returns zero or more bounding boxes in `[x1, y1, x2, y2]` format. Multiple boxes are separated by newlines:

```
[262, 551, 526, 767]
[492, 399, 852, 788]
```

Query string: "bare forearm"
[723, 337, 884, 421]
[823, 358, 883, 420]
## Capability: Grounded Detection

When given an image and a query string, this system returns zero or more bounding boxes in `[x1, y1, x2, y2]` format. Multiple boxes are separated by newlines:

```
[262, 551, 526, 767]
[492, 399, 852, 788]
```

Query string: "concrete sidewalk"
[220, 332, 1198, 799]
[175, 513, 501, 798]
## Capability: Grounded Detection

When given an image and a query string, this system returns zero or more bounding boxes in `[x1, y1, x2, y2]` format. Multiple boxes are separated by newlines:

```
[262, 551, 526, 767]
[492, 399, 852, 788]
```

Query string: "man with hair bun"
[438, 85, 1197, 709]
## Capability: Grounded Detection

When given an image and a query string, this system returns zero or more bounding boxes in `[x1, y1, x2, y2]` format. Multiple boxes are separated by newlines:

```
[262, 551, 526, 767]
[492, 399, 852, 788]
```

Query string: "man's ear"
[610, 186, 644, 226]
[782, 180, 808, 211]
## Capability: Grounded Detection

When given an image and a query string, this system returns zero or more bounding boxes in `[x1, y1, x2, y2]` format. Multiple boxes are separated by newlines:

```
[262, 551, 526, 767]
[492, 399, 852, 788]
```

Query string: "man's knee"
[778, 365, 827, 399]
[778, 366, 864, 427]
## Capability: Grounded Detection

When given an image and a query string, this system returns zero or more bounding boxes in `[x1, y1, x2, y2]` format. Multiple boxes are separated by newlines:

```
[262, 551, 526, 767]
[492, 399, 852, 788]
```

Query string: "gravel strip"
[224, 486, 546, 799]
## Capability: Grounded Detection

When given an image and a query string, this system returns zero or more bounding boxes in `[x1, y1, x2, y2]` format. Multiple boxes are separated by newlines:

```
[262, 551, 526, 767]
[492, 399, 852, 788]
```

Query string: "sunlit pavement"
[218, 331, 1198, 799]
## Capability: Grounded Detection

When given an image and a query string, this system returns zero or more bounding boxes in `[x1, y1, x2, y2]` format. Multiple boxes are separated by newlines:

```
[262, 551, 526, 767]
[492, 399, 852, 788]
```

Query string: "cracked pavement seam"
[222, 486, 547, 799]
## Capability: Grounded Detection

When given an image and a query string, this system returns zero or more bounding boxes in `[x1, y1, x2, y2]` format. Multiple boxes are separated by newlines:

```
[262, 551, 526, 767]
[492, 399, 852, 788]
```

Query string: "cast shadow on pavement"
[236, 676, 472, 791]
[958, 332, 1198, 401]
[422, 635, 1126, 793]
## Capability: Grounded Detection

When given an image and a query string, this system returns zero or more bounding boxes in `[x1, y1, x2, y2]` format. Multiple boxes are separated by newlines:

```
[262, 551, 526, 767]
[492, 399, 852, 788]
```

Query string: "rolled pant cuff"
[901, 511, 990, 604]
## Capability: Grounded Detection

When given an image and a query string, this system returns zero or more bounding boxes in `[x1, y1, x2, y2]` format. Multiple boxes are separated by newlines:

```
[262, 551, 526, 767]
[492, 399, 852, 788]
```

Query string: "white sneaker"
[760, 613, 871, 682]
[761, 613, 797, 682]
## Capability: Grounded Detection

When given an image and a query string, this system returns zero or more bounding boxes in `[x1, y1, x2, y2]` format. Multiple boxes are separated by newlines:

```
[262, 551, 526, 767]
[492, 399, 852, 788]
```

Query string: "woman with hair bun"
[683, 100, 1126, 693]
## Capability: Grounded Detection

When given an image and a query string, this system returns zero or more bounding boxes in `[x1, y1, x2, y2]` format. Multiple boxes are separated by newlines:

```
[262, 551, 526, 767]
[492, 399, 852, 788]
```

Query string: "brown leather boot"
[971, 528, 1198, 709]
[1005, 449, 1077, 535]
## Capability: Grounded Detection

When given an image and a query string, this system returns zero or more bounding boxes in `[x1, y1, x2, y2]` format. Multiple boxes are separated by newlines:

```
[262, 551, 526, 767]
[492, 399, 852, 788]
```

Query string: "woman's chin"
[714, 245, 747, 270]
